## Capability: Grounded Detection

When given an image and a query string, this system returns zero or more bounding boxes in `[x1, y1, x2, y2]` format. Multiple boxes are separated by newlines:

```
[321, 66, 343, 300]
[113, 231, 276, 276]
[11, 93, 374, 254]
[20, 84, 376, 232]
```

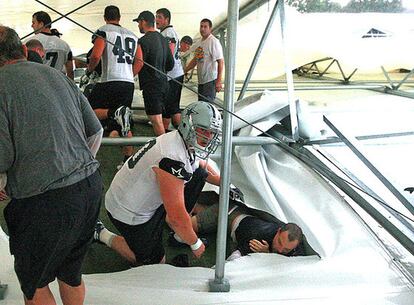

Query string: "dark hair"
[50, 28, 62, 37]
[104, 5, 120, 21]
[280, 223, 303, 244]
[25, 39, 44, 51]
[156, 8, 171, 24]
[181, 35, 193, 45]
[200, 18, 212, 28]
[33, 11, 52, 29]
[0, 26, 26, 66]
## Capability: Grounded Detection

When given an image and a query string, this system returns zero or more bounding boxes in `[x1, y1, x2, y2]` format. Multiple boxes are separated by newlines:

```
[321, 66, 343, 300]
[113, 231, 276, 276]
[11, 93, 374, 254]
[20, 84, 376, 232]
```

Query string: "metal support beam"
[101, 136, 278, 146]
[279, 0, 299, 141]
[209, 0, 239, 293]
[237, 0, 280, 100]
[323, 116, 414, 216]
[212, 0, 270, 36]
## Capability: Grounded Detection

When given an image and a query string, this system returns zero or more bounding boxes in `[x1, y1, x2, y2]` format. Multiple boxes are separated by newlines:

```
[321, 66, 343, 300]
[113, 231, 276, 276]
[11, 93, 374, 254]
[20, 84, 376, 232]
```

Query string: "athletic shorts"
[107, 205, 166, 265]
[88, 81, 134, 134]
[3, 171, 102, 300]
[198, 80, 216, 103]
[88, 81, 134, 110]
[163, 75, 184, 118]
[142, 83, 168, 116]
[197, 202, 249, 234]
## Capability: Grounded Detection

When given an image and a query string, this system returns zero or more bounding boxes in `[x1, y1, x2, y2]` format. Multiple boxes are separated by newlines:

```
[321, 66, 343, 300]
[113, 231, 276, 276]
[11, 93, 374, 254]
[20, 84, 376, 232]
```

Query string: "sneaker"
[114, 106, 131, 137]
[93, 220, 105, 244]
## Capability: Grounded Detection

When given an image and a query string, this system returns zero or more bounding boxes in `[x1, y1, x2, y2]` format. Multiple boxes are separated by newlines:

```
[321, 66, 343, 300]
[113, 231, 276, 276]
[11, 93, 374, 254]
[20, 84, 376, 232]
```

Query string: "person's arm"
[78, 89, 103, 154]
[87, 36, 105, 73]
[199, 160, 220, 186]
[133, 44, 144, 76]
[184, 57, 197, 74]
[87, 128, 103, 157]
[65, 59, 74, 80]
[215, 58, 224, 93]
[0, 172, 8, 201]
[153, 165, 205, 258]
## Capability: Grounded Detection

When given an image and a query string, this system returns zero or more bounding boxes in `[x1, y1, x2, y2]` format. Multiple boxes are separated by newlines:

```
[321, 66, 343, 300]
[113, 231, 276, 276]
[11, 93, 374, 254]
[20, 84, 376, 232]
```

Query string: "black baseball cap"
[133, 11, 155, 23]
[181, 35, 193, 45]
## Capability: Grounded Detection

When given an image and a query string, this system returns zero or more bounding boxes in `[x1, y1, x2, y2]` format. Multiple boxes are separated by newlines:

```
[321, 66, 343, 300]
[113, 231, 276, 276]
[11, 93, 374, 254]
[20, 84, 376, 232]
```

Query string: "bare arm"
[184, 57, 197, 74]
[215, 58, 224, 92]
[65, 59, 74, 80]
[133, 45, 144, 76]
[199, 160, 220, 186]
[153, 167, 205, 257]
[87, 37, 105, 73]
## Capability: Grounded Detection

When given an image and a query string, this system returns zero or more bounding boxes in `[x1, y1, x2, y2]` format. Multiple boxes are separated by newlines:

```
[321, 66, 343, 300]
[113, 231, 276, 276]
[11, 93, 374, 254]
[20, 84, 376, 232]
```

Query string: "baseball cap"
[133, 11, 155, 23]
[181, 35, 193, 45]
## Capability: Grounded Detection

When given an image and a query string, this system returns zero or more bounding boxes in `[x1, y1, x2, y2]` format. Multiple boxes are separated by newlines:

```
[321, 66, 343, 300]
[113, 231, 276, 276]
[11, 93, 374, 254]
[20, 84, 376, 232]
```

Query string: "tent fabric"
[1, 92, 413, 304]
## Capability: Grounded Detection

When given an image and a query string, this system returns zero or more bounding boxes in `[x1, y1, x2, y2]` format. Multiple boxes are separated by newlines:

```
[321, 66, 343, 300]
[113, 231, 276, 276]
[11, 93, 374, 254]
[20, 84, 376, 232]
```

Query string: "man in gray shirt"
[0, 26, 103, 305]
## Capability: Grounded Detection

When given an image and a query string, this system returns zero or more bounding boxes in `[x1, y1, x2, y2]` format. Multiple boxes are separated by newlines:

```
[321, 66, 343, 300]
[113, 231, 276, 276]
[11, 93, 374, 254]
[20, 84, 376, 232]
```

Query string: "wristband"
[190, 238, 203, 251]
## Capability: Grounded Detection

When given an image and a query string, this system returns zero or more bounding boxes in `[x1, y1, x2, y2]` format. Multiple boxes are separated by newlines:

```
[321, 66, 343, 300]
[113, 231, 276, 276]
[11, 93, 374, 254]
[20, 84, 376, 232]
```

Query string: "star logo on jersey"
[172, 167, 185, 179]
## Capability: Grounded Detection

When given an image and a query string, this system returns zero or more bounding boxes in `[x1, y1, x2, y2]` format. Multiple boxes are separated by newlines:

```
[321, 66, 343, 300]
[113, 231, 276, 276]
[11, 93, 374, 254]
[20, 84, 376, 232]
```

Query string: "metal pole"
[238, 0, 280, 101]
[279, 0, 299, 141]
[323, 116, 414, 216]
[209, 0, 239, 293]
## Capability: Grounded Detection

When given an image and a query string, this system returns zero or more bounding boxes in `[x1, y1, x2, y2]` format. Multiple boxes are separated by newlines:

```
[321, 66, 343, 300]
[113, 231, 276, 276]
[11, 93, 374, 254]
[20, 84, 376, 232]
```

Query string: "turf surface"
[0, 122, 235, 273]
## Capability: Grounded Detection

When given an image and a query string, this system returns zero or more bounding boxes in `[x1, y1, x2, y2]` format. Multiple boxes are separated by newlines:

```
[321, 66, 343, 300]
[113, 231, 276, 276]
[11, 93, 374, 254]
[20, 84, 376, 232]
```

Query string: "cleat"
[114, 106, 131, 137]
[93, 220, 105, 244]
[167, 231, 186, 248]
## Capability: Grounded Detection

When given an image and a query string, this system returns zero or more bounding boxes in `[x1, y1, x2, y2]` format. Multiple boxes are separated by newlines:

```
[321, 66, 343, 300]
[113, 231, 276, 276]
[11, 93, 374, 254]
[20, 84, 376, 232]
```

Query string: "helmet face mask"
[178, 101, 222, 159]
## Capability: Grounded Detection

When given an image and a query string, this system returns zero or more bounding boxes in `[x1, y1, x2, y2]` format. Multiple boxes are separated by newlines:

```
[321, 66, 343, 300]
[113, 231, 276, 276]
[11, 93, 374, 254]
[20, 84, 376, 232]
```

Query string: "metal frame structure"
[26, 0, 414, 293]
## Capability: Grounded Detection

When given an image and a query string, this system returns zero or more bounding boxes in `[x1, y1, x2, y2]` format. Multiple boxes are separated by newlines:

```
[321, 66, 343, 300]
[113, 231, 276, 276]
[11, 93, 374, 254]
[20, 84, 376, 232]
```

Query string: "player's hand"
[0, 190, 9, 201]
[192, 242, 205, 259]
[249, 239, 270, 253]
[215, 79, 223, 93]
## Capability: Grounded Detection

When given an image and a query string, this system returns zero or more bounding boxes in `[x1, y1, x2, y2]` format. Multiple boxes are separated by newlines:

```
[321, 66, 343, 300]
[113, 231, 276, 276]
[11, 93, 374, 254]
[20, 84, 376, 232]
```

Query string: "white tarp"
[1, 92, 413, 304]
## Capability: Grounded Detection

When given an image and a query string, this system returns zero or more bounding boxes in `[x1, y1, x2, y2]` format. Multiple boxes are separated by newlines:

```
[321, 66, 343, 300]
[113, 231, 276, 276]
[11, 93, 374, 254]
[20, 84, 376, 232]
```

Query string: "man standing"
[155, 8, 185, 131]
[87, 5, 140, 165]
[0, 26, 103, 305]
[184, 18, 224, 103]
[94, 101, 222, 265]
[133, 10, 174, 136]
[31, 11, 74, 79]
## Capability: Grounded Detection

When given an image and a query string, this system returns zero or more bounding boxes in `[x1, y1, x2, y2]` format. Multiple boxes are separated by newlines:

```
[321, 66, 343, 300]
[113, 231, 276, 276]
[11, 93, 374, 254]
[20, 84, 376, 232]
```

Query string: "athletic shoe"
[114, 106, 131, 137]
[93, 220, 105, 244]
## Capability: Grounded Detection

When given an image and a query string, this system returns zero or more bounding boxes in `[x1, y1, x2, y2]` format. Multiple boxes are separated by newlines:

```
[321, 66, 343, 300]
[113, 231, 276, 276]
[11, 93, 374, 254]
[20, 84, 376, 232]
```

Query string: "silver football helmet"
[178, 101, 222, 159]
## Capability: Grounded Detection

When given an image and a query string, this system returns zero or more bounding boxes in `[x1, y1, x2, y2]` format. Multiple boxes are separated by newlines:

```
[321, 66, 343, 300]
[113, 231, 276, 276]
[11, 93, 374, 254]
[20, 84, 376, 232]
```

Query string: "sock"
[174, 233, 185, 244]
[99, 228, 116, 247]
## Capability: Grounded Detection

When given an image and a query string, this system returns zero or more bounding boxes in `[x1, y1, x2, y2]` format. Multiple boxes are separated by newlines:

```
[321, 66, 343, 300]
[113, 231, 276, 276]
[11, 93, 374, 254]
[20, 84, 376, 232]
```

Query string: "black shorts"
[142, 83, 168, 116]
[163, 75, 184, 118]
[198, 80, 216, 103]
[3, 171, 102, 300]
[107, 205, 166, 265]
[88, 81, 134, 110]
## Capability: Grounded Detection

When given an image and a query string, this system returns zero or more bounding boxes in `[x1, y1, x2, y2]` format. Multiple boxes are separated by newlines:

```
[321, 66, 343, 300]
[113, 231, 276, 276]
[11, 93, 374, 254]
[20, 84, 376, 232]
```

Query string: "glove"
[229, 184, 244, 203]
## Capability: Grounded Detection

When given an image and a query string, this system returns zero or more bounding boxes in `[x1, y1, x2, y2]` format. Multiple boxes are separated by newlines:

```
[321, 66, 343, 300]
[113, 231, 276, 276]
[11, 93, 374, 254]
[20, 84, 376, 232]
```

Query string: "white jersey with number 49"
[93, 24, 138, 83]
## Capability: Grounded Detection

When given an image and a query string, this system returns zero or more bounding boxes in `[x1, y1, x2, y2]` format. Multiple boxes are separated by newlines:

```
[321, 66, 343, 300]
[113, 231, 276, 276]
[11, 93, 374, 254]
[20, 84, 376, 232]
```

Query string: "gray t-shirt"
[0, 61, 101, 199]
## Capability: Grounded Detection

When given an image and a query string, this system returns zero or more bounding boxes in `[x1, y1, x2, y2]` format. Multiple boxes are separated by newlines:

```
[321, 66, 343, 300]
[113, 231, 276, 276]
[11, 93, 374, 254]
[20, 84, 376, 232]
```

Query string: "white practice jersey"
[160, 25, 184, 79]
[105, 131, 199, 225]
[93, 24, 138, 83]
[33, 32, 72, 73]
